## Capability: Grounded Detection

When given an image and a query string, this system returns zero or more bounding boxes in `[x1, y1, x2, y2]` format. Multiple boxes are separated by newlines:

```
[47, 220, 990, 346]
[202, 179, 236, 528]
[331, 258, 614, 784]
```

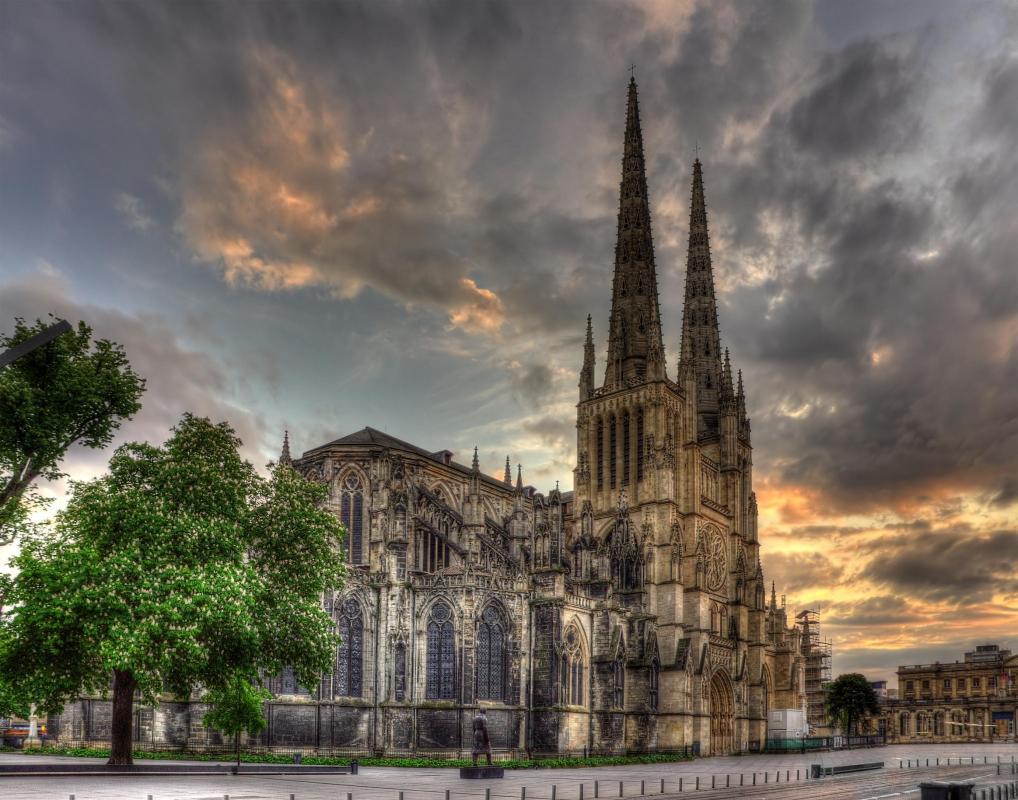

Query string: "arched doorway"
[709, 671, 735, 755]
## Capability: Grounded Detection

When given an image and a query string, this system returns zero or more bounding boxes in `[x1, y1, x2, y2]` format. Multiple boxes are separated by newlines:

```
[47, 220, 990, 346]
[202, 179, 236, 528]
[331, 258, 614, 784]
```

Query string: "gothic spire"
[771, 580, 777, 611]
[679, 158, 724, 436]
[737, 369, 748, 425]
[579, 314, 595, 401]
[515, 464, 523, 493]
[504, 455, 512, 485]
[279, 430, 292, 466]
[471, 446, 479, 472]
[604, 77, 666, 389]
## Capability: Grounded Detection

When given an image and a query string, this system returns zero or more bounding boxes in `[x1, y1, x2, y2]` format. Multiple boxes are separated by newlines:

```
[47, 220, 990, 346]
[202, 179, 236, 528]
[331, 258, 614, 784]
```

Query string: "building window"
[335, 598, 364, 698]
[561, 626, 586, 707]
[636, 407, 644, 482]
[957, 678, 966, 691]
[426, 603, 456, 700]
[943, 679, 951, 690]
[989, 676, 997, 689]
[613, 656, 625, 709]
[393, 642, 407, 701]
[622, 410, 631, 487]
[905, 680, 914, 692]
[476, 606, 507, 702]
[922, 680, 930, 690]
[340, 473, 365, 565]
[972, 677, 980, 689]
[596, 417, 605, 490]
[609, 415, 617, 489]
[649, 660, 659, 711]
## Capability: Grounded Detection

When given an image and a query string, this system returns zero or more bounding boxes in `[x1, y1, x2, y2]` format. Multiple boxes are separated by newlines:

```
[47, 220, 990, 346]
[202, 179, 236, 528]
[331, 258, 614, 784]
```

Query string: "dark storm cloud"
[509, 363, 557, 408]
[825, 595, 925, 628]
[760, 551, 844, 593]
[864, 527, 1018, 604]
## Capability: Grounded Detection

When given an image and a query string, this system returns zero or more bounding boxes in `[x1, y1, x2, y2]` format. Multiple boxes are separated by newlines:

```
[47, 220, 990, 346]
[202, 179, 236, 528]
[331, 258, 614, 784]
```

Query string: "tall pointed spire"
[604, 77, 666, 390]
[579, 314, 596, 401]
[471, 446, 480, 472]
[515, 464, 523, 492]
[504, 455, 512, 485]
[279, 430, 292, 466]
[679, 158, 724, 436]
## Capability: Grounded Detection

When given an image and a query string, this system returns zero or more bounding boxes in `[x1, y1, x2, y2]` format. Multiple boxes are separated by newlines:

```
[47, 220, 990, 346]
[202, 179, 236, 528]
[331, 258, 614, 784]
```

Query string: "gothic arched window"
[649, 660, 660, 711]
[596, 417, 605, 491]
[622, 411, 631, 487]
[476, 606, 507, 702]
[393, 641, 407, 701]
[335, 598, 363, 697]
[426, 603, 456, 700]
[609, 415, 617, 489]
[340, 472, 365, 565]
[636, 407, 645, 482]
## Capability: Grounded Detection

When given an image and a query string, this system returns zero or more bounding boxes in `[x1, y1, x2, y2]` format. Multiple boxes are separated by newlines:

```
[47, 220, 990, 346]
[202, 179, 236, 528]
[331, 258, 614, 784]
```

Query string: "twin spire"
[582, 77, 748, 440]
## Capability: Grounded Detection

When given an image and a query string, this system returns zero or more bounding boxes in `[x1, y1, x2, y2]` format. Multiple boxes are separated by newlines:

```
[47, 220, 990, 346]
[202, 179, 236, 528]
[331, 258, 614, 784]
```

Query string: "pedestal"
[460, 767, 505, 779]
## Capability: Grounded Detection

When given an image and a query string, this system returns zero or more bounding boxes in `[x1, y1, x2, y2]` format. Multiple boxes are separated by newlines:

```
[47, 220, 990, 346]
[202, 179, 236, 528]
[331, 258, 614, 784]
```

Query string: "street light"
[0, 319, 72, 369]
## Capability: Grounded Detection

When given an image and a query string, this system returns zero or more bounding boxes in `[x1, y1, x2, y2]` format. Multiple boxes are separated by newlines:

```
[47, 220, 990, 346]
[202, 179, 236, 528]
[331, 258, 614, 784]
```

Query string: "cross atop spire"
[679, 157, 724, 436]
[603, 77, 666, 389]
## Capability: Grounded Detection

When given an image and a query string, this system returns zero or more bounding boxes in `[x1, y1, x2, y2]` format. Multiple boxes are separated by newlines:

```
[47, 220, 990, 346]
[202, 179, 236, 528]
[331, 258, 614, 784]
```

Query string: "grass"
[0, 744, 693, 769]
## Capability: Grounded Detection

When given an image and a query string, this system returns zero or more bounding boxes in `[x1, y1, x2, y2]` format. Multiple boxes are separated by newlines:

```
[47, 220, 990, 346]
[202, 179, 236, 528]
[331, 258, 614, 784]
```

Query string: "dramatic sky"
[1, 0, 1016, 682]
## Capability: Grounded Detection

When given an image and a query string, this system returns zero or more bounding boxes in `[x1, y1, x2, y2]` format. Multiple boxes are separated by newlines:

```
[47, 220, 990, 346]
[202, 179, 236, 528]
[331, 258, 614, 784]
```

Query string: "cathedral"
[275, 77, 807, 756]
[53, 78, 806, 757]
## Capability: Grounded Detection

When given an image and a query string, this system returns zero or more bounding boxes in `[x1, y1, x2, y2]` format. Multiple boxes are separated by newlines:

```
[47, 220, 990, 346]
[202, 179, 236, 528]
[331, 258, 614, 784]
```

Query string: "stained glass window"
[426, 603, 456, 700]
[649, 660, 659, 711]
[335, 598, 363, 697]
[476, 607, 506, 702]
[562, 626, 586, 707]
[340, 473, 364, 565]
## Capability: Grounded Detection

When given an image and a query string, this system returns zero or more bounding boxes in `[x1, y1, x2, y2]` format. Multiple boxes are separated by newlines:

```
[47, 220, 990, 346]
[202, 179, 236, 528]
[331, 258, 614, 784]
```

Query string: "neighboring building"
[795, 609, 832, 732]
[883, 645, 1018, 741]
[51, 78, 806, 756]
[870, 680, 889, 698]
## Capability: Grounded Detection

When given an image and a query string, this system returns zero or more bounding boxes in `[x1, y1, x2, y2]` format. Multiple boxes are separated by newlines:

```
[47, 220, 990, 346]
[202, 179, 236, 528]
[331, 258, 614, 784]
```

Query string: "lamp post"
[0, 319, 72, 369]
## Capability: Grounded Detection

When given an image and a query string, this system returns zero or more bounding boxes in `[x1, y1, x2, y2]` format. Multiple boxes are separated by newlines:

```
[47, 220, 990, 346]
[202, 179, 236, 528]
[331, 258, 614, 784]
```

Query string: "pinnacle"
[279, 430, 292, 465]
[471, 446, 479, 472]
[515, 464, 523, 492]
[504, 456, 511, 485]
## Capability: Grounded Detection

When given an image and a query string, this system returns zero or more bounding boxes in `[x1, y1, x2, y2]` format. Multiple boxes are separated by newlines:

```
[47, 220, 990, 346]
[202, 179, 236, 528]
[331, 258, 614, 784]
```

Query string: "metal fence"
[765, 734, 885, 753]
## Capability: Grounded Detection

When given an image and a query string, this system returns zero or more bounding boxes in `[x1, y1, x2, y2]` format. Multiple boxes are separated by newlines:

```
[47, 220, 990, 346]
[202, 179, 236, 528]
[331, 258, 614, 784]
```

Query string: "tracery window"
[596, 418, 605, 490]
[622, 411, 631, 487]
[613, 655, 625, 709]
[636, 407, 644, 482]
[649, 660, 660, 711]
[476, 606, 507, 702]
[340, 473, 365, 565]
[609, 415, 617, 489]
[335, 598, 364, 697]
[561, 625, 586, 707]
[426, 603, 456, 700]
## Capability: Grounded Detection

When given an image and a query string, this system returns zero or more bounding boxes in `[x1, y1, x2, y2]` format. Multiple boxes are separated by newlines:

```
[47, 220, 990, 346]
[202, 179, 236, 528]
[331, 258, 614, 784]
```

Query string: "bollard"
[753, 773, 756, 786]
[679, 778, 683, 792]
[581, 784, 585, 800]
[522, 788, 526, 800]
[641, 780, 645, 796]
[595, 781, 599, 798]
[618, 781, 623, 798]
[776, 771, 780, 783]
[660, 778, 664, 793]
[937, 758, 940, 766]
[797, 769, 800, 780]
[487, 790, 491, 800]
[695, 777, 699, 791]
[447, 791, 451, 800]
[400, 792, 404, 800]
[553, 787, 557, 800]
[765, 772, 768, 784]
[726, 775, 730, 788]
[349, 793, 353, 800]
[927, 759, 930, 767]
[786, 770, 790, 782]
[740, 774, 744, 787]
[711, 776, 715, 789]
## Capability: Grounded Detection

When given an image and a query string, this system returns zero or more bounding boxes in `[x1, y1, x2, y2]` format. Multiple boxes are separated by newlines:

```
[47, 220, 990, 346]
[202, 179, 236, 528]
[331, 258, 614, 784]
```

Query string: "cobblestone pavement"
[1, 743, 1016, 800]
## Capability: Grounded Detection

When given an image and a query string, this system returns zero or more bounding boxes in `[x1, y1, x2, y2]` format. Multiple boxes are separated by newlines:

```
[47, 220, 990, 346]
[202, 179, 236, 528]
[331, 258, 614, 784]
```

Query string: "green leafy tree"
[826, 673, 880, 736]
[203, 674, 272, 769]
[0, 317, 145, 544]
[0, 414, 346, 765]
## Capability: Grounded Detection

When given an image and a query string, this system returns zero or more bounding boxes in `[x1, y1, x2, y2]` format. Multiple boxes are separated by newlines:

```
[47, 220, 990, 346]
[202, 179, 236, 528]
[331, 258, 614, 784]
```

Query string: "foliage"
[826, 672, 880, 736]
[0, 317, 145, 544]
[0, 743, 693, 769]
[202, 674, 271, 765]
[0, 414, 346, 764]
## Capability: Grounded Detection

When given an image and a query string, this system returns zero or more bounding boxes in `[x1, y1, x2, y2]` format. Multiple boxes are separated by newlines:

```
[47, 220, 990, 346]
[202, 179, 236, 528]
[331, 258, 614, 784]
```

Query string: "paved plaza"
[1, 744, 1016, 800]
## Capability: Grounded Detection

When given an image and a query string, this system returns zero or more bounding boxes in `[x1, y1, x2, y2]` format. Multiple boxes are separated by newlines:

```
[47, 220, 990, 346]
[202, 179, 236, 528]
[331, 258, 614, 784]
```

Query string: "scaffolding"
[796, 609, 833, 732]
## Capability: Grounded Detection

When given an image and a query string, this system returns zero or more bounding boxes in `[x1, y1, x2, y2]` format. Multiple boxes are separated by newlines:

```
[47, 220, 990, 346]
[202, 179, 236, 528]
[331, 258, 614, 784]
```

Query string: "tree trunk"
[236, 732, 241, 770]
[108, 669, 137, 766]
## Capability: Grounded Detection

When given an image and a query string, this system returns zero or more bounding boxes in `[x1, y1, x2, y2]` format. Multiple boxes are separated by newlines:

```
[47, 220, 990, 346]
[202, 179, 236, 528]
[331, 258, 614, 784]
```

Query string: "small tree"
[826, 673, 880, 737]
[0, 415, 345, 765]
[203, 674, 271, 769]
[0, 317, 145, 544]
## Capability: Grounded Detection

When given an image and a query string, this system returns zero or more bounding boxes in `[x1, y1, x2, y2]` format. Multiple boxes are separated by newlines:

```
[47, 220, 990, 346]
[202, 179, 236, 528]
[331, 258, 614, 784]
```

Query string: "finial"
[279, 429, 292, 466]
[629, 63, 636, 81]
[471, 446, 479, 472]
[694, 140, 699, 161]
[516, 463, 523, 491]
[555, 480, 560, 492]
[504, 455, 512, 484]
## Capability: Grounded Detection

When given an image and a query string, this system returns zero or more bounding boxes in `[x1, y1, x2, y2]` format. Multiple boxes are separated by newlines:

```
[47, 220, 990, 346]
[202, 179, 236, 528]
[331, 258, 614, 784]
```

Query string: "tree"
[0, 317, 145, 544]
[0, 415, 346, 765]
[826, 673, 880, 737]
[202, 674, 271, 769]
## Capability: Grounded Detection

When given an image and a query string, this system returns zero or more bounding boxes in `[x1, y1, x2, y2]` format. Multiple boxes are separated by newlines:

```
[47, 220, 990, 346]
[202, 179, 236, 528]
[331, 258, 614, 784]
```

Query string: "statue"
[471, 708, 492, 766]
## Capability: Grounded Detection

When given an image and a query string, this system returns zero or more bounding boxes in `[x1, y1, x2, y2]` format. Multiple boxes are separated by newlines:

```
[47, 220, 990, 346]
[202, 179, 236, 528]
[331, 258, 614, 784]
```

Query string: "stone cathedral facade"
[53, 79, 805, 757]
